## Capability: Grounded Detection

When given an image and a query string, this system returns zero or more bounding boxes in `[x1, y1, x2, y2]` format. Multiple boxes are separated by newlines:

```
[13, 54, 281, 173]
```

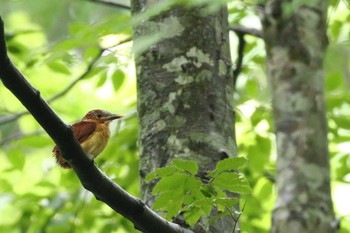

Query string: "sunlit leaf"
[209, 157, 247, 177]
[212, 172, 251, 194]
[84, 47, 101, 62]
[83, 66, 105, 79]
[47, 61, 71, 74]
[173, 159, 198, 175]
[111, 69, 125, 92]
[96, 71, 107, 87]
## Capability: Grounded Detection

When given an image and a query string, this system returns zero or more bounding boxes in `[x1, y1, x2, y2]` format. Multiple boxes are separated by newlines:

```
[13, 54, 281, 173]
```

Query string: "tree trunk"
[259, 1, 337, 232]
[130, 2, 237, 232]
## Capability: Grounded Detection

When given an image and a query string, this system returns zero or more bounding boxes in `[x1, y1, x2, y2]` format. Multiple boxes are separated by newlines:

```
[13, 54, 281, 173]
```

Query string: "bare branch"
[0, 130, 44, 146]
[233, 33, 245, 87]
[0, 111, 27, 125]
[46, 49, 104, 103]
[85, 0, 131, 10]
[229, 25, 262, 87]
[48, 37, 131, 103]
[229, 26, 262, 38]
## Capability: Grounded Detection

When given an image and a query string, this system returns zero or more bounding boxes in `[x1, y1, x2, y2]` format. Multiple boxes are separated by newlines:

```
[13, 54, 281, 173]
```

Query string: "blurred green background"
[0, 0, 349, 232]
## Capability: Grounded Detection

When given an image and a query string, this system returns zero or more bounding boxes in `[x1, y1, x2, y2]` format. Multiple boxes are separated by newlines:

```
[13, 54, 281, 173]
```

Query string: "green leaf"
[200, 184, 217, 197]
[253, 178, 273, 200]
[96, 71, 107, 87]
[153, 191, 183, 219]
[214, 197, 239, 211]
[208, 211, 230, 225]
[156, 166, 178, 177]
[53, 39, 81, 51]
[209, 157, 247, 177]
[247, 146, 266, 174]
[333, 115, 350, 129]
[145, 171, 157, 182]
[184, 206, 202, 227]
[173, 159, 198, 175]
[152, 173, 188, 219]
[0, 179, 13, 192]
[83, 66, 105, 79]
[20, 135, 51, 148]
[212, 172, 251, 194]
[152, 173, 188, 194]
[183, 198, 213, 226]
[144, 166, 178, 182]
[183, 176, 202, 195]
[84, 47, 101, 61]
[8, 149, 25, 170]
[69, 23, 95, 41]
[111, 69, 125, 92]
[246, 78, 259, 97]
[47, 61, 71, 74]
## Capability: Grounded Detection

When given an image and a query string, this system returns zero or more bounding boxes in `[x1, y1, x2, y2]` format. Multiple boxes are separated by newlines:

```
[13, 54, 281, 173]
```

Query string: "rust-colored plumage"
[53, 109, 123, 168]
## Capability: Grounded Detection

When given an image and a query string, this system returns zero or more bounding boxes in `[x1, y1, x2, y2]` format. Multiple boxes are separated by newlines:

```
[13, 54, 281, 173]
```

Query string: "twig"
[0, 16, 191, 233]
[0, 37, 131, 126]
[233, 33, 245, 87]
[229, 26, 262, 87]
[48, 37, 131, 103]
[232, 200, 246, 233]
[46, 49, 103, 103]
[85, 0, 131, 10]
[0, 130, 44, 146]
[1, 110, 136, 146]
[229, 26, 262, 38]
[0, 111, 28, 125]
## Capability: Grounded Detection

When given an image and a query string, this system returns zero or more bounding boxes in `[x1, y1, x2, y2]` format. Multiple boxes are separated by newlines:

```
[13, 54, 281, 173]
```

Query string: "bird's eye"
[96, 114, 102, 118]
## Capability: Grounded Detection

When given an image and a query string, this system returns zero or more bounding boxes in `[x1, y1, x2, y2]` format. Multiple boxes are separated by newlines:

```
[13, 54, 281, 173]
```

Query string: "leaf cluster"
[145, 158, 250, 227]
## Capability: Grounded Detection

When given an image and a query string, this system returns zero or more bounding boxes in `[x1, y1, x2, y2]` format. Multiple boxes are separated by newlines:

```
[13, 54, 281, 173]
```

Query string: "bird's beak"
[105, 114, 123, 121]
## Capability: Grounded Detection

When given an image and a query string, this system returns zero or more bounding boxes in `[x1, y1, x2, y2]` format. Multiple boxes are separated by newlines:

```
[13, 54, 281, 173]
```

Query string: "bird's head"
[82, 109, 123, 124]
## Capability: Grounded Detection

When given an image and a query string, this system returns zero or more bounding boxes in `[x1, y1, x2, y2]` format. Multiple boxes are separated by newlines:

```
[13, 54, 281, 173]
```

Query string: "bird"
[53, 109, 123, 168]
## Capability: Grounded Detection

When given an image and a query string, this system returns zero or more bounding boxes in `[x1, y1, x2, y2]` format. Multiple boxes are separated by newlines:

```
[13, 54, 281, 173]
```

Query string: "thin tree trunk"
[259, 1, 337, 232]
[130, 2, 237, 232]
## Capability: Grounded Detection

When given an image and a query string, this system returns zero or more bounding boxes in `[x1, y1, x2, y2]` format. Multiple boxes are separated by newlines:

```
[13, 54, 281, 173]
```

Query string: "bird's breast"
[80, 123, 110, 158]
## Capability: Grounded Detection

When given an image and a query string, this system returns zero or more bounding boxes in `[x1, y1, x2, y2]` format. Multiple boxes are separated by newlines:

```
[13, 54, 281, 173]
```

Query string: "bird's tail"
[52, 146, 71, 169]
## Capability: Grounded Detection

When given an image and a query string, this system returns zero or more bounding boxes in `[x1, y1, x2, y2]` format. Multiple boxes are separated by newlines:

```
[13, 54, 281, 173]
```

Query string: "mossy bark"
[130, 2, 237, 232]
[259, 1, 337, 232]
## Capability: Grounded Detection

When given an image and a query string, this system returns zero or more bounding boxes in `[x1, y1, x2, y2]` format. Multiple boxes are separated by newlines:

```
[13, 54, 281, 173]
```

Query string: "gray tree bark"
[258, 1, 337, 232]
[130, 2, 237, 232]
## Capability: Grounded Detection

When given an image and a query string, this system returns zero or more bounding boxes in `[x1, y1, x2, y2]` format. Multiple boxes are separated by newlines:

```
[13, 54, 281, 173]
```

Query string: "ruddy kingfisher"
[53, 109, 123, 168]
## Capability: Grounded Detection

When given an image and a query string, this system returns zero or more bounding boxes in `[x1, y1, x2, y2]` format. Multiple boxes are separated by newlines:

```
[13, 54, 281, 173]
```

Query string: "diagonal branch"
[0, 37, 131, 126]
[47, 37, 131, 103]
[46, 49, 104, 103]
[0, 130, 44, 146]
[0, 17, 191, 233]
[0, 110, 28, 125]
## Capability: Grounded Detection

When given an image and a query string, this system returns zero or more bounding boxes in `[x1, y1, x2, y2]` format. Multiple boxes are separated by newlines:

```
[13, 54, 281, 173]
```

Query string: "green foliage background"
[0, 0, 349, 232]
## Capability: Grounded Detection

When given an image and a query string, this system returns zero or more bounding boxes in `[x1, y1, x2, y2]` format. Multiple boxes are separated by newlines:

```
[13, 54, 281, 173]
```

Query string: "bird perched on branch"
[53, 109, 123, 168]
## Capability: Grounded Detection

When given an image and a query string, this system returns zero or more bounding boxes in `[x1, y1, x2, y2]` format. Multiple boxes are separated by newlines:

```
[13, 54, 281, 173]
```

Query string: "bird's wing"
[72, 121, 97, 143]
[52, 121, 96, 168]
